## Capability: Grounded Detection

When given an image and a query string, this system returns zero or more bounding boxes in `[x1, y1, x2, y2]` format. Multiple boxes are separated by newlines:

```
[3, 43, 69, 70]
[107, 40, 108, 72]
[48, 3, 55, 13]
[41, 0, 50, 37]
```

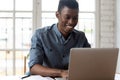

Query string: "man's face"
[56, 6, 79, 35]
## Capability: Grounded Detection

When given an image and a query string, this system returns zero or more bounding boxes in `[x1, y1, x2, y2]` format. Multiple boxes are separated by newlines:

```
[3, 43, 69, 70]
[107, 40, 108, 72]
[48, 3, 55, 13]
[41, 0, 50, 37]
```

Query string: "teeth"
[66, 25, 72, 28]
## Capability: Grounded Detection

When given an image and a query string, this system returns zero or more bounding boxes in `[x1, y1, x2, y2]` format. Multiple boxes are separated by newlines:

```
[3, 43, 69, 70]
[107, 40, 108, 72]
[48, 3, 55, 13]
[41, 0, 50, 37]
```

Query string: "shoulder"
[34, 24, 55, 35]
[72, 29, 88, 40]
[73, 29, 85, 36]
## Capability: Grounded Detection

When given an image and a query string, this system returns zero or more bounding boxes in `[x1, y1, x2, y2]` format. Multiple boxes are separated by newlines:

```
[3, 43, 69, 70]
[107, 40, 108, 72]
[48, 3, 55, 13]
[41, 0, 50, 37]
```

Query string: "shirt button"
[63, 65, 67, 69]
[63, 55, 65, 57]
[49, 49, 52, 51]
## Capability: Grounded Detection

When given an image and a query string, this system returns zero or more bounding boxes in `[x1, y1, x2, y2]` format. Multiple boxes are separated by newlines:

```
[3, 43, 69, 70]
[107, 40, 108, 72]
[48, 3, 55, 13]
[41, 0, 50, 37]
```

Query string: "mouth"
[65, 25, 74, 32]
[66, 25, 73, 29]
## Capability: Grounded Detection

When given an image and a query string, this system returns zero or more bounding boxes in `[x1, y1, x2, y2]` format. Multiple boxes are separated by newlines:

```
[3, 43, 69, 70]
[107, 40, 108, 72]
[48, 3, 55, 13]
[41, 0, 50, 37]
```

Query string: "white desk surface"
[0, 74, 120, 80]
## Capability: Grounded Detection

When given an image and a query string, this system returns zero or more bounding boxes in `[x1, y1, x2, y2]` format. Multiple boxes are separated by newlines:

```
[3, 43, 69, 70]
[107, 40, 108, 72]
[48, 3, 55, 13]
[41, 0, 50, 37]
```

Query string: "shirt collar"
[53, 23, 75, 41]
[53, 23, 62, 38]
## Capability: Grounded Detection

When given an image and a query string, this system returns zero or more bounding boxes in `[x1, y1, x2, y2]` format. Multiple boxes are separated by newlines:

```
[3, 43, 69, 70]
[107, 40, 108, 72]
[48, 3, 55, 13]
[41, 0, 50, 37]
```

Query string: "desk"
[0, 76, 21, 80]
[0, 74, 120, 80]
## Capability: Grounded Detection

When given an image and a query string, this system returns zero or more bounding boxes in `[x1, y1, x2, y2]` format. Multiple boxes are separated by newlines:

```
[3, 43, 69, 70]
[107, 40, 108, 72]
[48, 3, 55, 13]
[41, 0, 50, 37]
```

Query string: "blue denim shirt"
[28, 24, 90, 70]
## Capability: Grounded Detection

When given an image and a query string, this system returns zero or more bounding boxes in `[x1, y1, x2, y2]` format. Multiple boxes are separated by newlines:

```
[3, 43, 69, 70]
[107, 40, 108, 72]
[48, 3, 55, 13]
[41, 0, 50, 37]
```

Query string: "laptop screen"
[68, 48, 119, 80]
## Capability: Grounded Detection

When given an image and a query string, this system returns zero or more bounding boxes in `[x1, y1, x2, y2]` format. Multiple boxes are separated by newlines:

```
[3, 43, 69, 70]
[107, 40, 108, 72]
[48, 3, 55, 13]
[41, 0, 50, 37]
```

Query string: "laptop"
[68, 48, 119, 80]
[55, 48, 119, 80]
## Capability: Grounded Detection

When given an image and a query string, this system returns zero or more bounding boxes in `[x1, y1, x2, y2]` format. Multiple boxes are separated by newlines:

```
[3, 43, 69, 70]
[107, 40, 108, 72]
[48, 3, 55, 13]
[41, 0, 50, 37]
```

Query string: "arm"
[29, 30, 68, 78]
[30, 64, 68, 78]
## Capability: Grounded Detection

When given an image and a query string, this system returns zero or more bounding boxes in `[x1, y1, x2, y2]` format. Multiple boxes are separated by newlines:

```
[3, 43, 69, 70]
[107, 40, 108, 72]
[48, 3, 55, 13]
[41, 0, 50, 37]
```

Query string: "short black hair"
[57, 0, 79, 12]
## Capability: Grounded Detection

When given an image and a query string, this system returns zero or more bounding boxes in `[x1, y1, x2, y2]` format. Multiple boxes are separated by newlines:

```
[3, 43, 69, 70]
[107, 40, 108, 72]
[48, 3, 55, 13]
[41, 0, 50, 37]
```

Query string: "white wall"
[116, 0, 120, 73]
[98, 0, 120, 73]
[99, 0, 116, 48]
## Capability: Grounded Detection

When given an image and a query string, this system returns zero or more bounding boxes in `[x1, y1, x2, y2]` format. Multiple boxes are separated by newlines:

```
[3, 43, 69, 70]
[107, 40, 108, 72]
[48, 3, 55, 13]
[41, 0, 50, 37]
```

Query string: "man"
[28, 0, 90, 79]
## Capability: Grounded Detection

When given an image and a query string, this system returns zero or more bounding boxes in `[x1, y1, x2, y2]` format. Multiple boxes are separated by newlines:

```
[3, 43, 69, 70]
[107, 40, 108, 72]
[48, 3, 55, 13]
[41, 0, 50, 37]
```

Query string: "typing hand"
[60, 70, 68, 78]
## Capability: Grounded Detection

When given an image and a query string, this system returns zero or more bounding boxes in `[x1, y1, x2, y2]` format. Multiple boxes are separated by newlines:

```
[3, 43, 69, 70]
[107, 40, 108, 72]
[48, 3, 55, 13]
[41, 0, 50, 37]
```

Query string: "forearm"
[30, 64, 68, 78]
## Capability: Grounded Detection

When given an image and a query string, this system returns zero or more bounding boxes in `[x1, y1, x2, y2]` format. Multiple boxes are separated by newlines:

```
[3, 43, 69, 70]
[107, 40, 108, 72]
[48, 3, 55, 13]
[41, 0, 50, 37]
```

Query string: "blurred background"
[0, 0, 120, 76]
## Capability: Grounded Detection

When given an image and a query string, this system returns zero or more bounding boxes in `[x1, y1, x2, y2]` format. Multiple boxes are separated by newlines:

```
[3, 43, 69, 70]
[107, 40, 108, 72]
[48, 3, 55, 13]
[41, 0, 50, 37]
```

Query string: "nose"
[68, 18, 74, 25]
[68, 18, 77, 26]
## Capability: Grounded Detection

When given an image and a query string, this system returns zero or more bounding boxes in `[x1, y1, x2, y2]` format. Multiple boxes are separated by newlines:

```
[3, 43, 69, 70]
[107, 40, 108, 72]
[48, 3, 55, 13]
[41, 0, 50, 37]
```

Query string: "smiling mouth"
[66, 25, 74, 30]
[65, 25, 74, 33]
[66, 25, 73, 29]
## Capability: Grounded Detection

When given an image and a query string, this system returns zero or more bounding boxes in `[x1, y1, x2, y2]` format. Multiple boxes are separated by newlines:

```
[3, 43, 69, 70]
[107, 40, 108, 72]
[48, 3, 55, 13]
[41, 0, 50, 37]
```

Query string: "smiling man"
[28, 0, 90, 79]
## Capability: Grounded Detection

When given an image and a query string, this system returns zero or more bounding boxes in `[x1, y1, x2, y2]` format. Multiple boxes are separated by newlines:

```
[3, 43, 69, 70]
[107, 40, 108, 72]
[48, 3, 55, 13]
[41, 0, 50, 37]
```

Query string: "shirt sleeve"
[83, 37, 91, 48]
[81, 32, 91, 48]
[28, 30, 44, 69]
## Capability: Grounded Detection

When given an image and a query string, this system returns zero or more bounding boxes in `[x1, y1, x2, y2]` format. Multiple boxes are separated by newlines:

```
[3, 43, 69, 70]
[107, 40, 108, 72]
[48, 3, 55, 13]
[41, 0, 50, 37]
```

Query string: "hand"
[60, 70, 68, 78]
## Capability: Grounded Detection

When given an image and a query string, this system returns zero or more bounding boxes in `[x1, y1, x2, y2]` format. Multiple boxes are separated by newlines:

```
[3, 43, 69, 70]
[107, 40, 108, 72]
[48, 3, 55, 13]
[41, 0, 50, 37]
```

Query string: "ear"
[56, 11, 60, 19]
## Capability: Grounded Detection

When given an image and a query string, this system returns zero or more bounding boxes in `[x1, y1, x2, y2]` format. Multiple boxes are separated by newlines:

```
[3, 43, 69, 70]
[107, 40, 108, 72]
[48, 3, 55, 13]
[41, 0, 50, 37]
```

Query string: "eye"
[64, 16, 70, 20]
[73, 17, 78, 20]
